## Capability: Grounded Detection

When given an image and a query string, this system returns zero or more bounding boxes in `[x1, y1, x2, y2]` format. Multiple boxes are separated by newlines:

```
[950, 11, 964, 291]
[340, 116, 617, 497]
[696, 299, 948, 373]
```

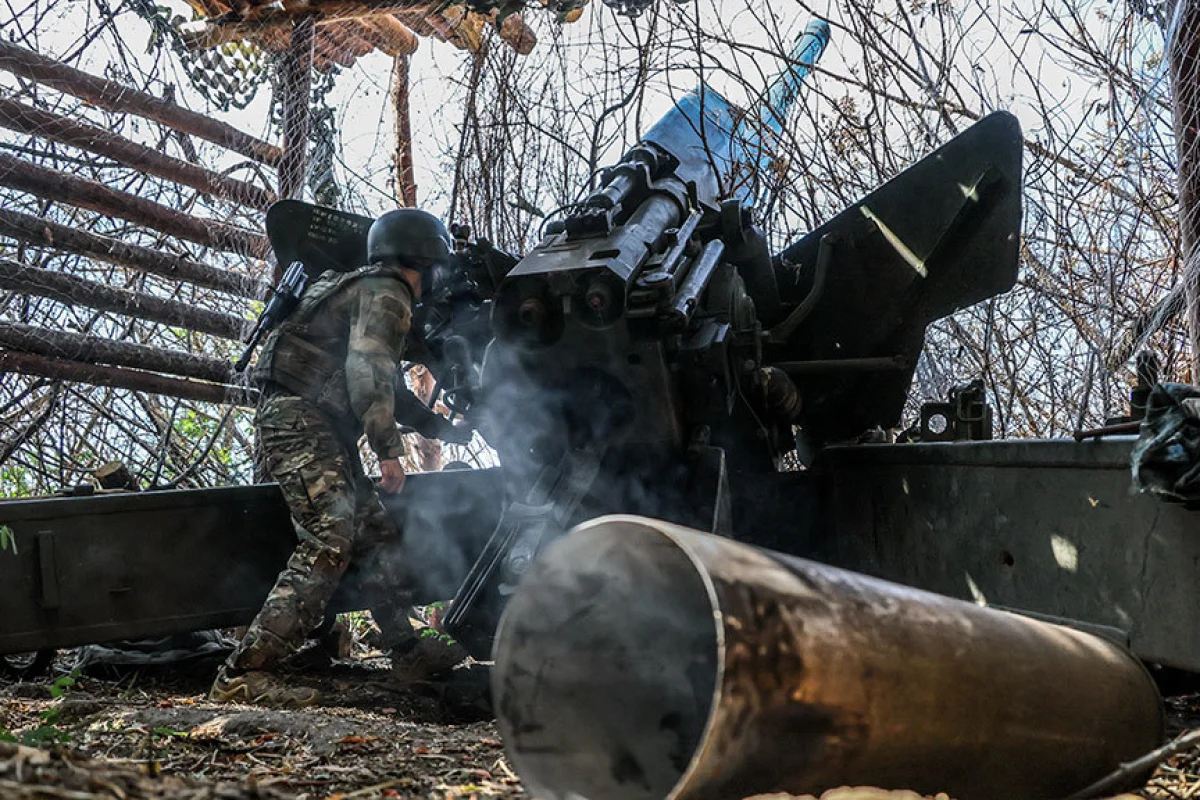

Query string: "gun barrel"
[759, 19, 832, 138]
[233, 333, 260, 372]
[638, 17, 831, 209]
[733, 18, 831, 206]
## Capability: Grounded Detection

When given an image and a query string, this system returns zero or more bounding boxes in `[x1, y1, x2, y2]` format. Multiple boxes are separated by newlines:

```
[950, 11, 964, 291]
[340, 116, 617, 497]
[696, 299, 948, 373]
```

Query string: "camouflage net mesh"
[1165, 0, 1200, 380]
[133, 0, 271, 112]
[135, 0, 342, 205]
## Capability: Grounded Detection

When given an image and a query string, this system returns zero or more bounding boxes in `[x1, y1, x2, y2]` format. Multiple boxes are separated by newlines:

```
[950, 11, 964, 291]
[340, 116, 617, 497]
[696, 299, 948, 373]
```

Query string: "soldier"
[210, 209, 465, 707]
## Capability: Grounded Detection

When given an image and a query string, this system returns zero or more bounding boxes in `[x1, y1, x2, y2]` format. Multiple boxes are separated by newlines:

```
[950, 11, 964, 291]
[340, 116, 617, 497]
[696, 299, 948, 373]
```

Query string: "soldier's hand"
[379, 459, 407, 494]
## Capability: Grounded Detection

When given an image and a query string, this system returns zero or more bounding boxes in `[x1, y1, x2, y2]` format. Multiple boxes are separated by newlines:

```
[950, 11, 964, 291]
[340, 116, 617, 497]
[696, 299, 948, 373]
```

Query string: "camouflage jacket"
[253, 265, 413, 460]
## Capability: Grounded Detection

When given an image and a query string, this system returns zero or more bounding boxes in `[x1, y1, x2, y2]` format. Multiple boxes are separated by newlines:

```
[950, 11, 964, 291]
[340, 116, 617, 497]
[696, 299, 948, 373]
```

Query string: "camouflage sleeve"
[346, 276, 412, 461]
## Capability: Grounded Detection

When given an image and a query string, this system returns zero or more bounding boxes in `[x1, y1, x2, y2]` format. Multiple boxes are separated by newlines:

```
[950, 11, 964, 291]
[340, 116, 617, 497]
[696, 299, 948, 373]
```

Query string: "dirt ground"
[4, 652, 1200, 800]
[0, 652, 517, 800]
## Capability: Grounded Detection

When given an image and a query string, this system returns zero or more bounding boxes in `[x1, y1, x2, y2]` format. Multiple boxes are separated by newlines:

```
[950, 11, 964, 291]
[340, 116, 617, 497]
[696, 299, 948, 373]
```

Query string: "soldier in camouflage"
[210, 209, 465, 708]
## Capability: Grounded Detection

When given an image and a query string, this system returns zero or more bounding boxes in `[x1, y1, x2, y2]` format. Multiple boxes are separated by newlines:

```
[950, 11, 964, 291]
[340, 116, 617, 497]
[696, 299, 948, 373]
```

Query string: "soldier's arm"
[346, 276, 412, 461]
[393, 378, 474, 443]
[393, 378, 442, 436]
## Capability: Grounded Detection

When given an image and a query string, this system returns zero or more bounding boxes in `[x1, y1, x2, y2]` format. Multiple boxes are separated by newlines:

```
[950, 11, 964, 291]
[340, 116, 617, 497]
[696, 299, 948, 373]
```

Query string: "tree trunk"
[363, 17, 420, 58]
[0, 155, 271, 258]
[0, 350, 254, 406]
[94, 460, 140, 491]
[0, 321, 234, 383]
[391, 53, 418, 207]
[0, 97, 275, 210]
[277, 19, 316, 209]
[0, 257, 246, 340]
[0, 40, 281, 166]
[0, 208, 268, 298]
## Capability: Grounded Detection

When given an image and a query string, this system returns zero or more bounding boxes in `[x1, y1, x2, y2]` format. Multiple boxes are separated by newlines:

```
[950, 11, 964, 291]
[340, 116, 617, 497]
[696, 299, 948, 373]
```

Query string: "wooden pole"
[0, 257, 246, 340]
[428, 5, 484, 52]
[179, 2, 431, 50]
[391, 53, 418, 207]
[362, 16, 421, 57]
[0, 321, 234, 384]
[277, 19, 316, 205]
[492, 10, 537, 55]
[0, 154, 271, 258]
[0, 40, 281, 167]
[0, 349, 254, 406]
[0, 208, 268, 299]
[0, 97, 276, 210]
[1173, 2, 1200, 381]
[322, 21, 377, 65]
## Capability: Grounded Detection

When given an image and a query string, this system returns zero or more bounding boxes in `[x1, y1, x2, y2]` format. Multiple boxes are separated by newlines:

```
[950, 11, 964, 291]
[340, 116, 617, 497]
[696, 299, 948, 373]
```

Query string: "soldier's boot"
[389, 627, 468, 684]
[371, 598, 467, 685]
[209, 666, 321, 708]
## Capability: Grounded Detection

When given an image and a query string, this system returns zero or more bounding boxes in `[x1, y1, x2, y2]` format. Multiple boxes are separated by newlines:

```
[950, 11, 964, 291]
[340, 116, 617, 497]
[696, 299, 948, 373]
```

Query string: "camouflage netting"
[134, 0, 272, 112]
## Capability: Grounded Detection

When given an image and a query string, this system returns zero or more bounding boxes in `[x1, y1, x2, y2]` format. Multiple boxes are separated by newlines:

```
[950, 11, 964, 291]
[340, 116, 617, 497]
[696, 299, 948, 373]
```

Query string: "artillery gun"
[437, 21, 1022, 654]
[2, 21, 1195, 682]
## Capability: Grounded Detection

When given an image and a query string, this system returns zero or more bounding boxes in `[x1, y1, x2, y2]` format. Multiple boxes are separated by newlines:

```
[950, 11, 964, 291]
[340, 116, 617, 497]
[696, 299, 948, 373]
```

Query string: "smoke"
[354, 304, 721, 652]
[472, 329, 707, 528]
[369, 467, 504, 605]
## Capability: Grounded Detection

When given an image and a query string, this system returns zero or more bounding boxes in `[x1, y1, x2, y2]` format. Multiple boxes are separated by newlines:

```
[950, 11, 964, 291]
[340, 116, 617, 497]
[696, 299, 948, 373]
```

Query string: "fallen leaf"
[337, 735, 380, 745]
[189, 715, 233, 739]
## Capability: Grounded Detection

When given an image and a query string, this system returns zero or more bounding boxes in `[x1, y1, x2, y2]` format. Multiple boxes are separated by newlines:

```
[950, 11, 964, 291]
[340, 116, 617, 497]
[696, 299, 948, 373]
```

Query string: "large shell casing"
[492, 515, 1164, 800]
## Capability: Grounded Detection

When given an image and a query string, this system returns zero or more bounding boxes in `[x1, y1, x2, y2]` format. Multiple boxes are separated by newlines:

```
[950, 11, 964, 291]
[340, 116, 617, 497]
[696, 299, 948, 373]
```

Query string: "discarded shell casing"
[492, 515, 1164, 800]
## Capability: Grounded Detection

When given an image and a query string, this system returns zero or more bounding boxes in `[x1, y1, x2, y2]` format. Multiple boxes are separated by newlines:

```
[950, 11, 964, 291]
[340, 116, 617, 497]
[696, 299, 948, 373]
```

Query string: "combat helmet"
[367, 208, 453, 268]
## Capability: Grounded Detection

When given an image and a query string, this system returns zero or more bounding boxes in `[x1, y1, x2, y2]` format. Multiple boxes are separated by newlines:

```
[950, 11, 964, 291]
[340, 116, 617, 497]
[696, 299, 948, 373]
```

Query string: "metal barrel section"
[492, 515, 1164, 800]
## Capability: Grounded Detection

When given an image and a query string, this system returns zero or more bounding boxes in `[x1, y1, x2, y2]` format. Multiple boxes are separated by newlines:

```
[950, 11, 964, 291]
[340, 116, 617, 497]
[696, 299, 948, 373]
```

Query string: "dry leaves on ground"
[1, 661, 519, 799]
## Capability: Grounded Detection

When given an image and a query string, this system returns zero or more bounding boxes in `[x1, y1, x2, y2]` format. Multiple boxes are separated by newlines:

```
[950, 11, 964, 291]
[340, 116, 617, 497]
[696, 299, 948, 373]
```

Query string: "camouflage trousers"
[224, 393, 415, 673]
